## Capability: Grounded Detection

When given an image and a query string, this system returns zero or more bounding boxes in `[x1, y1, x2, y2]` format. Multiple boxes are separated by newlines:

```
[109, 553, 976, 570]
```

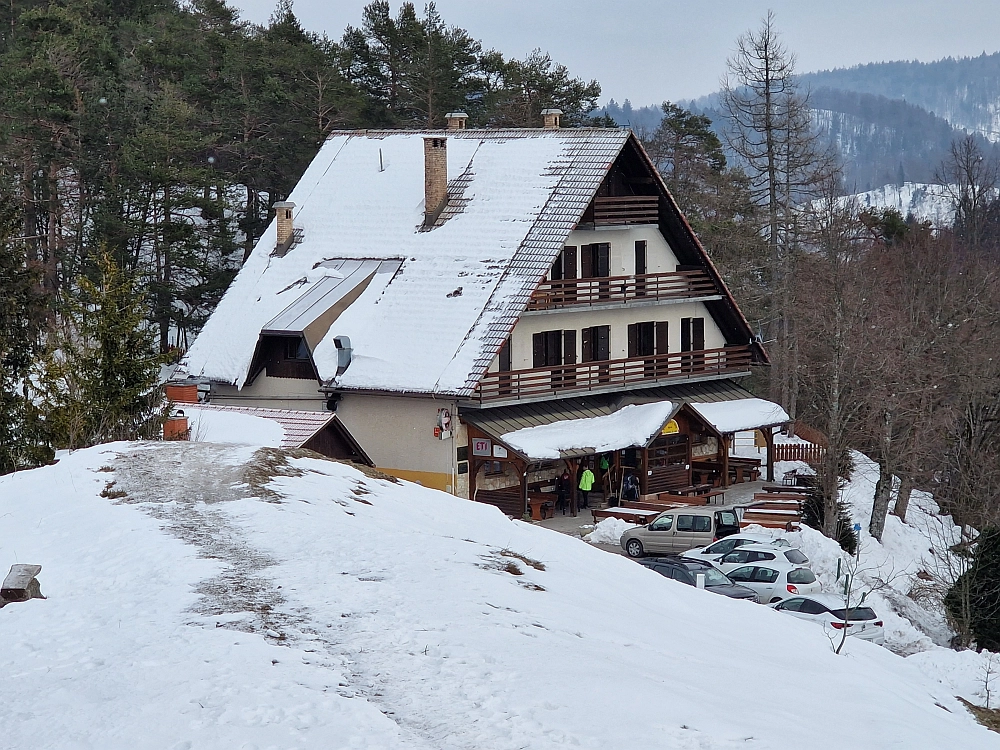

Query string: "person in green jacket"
[578, 464, 596, 509]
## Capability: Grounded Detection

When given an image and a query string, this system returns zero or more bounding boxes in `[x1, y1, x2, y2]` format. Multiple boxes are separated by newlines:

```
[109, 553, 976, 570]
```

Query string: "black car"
[638, 556, 759, 602]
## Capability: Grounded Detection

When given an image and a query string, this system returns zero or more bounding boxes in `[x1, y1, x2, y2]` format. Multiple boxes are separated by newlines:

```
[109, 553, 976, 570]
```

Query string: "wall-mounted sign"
[471, 438, 492, 457]
[492, 445, 508, 459]
[661, 419, 680, 435]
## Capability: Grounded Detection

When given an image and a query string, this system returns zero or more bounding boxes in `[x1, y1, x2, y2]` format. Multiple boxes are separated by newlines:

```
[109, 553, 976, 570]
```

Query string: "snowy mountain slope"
[0, 442, 996, 749]
[844, 182, 956, 227]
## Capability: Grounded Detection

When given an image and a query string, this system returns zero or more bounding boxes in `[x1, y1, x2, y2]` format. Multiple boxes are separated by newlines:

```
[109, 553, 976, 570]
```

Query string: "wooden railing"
[527, 270, 719, 311]
[593, 195, 659, 225]
[469, 345, 753, 404]
[773, 443, 827, 463]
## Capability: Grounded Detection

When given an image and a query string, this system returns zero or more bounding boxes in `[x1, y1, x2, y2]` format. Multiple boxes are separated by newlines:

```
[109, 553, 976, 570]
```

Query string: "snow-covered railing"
[527, 269, 719, 310]
[469, 345, 753, 405]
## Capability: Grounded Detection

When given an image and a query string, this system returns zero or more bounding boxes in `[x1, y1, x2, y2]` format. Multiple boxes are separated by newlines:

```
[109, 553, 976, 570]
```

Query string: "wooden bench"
[527, 493, 556, 521]
[666, 484, 714, 497]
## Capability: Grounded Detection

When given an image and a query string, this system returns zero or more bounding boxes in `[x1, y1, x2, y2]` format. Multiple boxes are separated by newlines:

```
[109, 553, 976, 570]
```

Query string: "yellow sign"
[661, 419, 679, 435]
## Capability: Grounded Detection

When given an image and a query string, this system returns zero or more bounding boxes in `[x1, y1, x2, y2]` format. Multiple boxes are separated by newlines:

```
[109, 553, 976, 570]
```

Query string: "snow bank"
[584, 517, 637, 545]
[0, 442, 995, 748]
[186, 406, 285, 447]
[501, 401, 674, 459]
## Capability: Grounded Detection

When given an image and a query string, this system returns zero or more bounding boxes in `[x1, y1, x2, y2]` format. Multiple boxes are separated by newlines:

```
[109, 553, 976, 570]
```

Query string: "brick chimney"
[423, 137, 448, 226]
[274, 201, 295, 248]
[541, 108, 563, 129]
[445, 111, 468, 130]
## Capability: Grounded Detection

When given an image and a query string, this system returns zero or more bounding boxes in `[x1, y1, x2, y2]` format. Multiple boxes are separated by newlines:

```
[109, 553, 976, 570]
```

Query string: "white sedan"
[713, 544, 810, 572]
[681, 533, 791, 563]
[771, 593, 885, 645]
[724, 564, 820, 604]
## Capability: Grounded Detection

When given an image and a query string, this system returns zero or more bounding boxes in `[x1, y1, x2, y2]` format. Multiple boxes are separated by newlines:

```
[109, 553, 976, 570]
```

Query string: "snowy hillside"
[0, 442, 997, 748]
[815, 182, 956, 228]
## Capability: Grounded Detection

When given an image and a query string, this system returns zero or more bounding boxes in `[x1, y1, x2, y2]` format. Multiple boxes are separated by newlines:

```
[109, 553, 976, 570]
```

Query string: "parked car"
[771, 593, 885, 645]
[621, 506, 742, 558]
[682, 534, 793, 563]
[712, 544, 810, 571]
[724, 564, 820, 604]
[638, 556, 759, 602]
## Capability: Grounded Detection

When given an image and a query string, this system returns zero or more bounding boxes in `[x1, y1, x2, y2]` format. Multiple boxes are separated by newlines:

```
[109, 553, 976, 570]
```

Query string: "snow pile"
[0, 441, 996, 748]
[689, 397, 789, 434]
[584, 516, 637, 545]
[835, 182, 957, 227]
[185, 406, 285, 447]
[501, 401, 674, 459]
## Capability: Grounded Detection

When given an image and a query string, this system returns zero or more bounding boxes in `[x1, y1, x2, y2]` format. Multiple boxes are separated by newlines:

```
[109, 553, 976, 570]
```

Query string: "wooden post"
[721, 434, 731, 488]
[516, 457, 529, 519]
[639, 448, 649, 496]
[569, 458, 579, 516]
[765, 427, 776, 482]
[469, 456, 479, 501]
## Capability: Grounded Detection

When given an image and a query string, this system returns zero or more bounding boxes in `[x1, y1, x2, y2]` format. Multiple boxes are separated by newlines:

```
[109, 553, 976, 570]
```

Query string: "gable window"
[580, 243, 610, 278]
[286, 337, 311, 360]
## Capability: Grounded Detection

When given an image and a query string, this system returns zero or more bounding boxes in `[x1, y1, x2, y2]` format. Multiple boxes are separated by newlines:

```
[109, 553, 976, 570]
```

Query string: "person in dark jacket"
[556, 471, 572, 514]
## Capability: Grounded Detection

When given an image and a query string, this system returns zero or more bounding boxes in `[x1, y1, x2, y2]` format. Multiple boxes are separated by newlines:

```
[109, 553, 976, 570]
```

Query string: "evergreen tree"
[40, 253, 166, 448]
[946, 528, 1000, 650]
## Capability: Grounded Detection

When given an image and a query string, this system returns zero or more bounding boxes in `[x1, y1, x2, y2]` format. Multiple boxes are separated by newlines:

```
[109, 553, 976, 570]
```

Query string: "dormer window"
[286, 337, 310, 360]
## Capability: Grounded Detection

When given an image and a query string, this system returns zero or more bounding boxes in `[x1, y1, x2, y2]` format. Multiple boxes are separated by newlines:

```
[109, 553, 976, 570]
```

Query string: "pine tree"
[40, 253, 166, 448]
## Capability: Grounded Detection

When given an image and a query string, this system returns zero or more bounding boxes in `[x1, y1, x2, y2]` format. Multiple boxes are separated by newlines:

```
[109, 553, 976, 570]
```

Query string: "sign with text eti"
[471, 438, 492, 457]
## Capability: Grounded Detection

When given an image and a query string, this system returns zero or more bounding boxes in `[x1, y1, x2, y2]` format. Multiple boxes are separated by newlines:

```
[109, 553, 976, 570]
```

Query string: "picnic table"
[527, 493, 556, 521]
[592, 507, 661, 526]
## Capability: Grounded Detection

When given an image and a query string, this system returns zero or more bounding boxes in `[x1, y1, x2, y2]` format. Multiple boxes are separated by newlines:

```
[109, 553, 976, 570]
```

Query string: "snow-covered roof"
[688, 398, 790, 434]
[182, 129, 631, 396]
[184, 404, 336, 451]
[500, 401, 676, 459]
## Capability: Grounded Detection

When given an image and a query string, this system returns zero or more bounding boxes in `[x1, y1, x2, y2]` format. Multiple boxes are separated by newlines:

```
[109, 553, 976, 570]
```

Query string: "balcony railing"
[527, 270, 719, 311]
[468, 345, 753, 405]
[592, 195, 660, 225]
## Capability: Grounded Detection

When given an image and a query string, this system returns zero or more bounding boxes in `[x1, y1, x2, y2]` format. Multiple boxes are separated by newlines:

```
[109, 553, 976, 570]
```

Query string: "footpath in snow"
[0, 441, 996, 749]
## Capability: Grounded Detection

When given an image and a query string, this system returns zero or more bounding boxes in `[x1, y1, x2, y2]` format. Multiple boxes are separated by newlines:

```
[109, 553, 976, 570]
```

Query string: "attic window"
[285, 338, 310, 360]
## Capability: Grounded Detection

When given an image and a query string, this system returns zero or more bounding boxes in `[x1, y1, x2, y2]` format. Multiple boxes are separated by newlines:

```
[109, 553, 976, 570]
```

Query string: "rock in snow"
[0, 441, 996, 748]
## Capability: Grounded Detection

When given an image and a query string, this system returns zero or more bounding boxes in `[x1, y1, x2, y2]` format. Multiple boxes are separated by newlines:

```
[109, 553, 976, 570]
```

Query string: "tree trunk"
[869, 461, 893, 541]
[893, 477, 913, 523]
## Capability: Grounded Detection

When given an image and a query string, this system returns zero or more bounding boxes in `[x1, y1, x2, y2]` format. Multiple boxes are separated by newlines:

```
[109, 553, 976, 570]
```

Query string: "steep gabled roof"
[182, 128, 761, 398]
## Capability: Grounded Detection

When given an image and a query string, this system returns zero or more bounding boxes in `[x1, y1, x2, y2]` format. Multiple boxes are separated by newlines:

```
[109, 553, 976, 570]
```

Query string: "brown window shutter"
[580, 244, 593, 279]
[655, 321, 669, 354]
[563, 246, 577, 279]
[597, 243, 610, 277]
[550, 256, 563, 281]
[563, 330, 577, 364]
[680, 318, 691, 352]
[596, 325, 611, 361]
[533, 332, 545, 368]
[545, 329, 563, 365]
[693, 318, 705, 350]
[498, 338, 511, 371]
[581, 327, 593, 363]
[627, 323, 638, 358]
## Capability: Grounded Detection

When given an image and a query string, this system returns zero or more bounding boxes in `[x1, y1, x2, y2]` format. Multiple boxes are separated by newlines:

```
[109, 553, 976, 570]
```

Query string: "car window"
[649, 515, 673, 531]
[829, 606, 878, 621]
[671, 569, 693, 584]
[728, 566, 754, 582]
[722, 550, 751, 564]
[800, 599, 828, 615]
[676, 515, 694, 532]
[717, 510, 739, 528]
[691, 515, 711, 532]
[705, 539, 737, 555]
[701, 568, 731, 587]
[787, 568, 817, 584]
[748, 551, 776, 562]
[776, 598, 804, 612]
[753, 567, 780, 583]
[784, 549, 809, 564]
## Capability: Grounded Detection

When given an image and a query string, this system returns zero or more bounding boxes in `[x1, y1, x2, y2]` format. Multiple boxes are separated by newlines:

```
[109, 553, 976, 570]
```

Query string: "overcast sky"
[229, 0, 1000, 104]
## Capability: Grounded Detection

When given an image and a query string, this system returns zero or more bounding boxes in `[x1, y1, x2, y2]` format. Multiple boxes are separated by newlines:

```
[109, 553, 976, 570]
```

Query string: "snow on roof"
[182, 129, 631, 396]
[184, 404, 334, 450]
[500, 401, 675, 459]
[688, 398, 790, 434]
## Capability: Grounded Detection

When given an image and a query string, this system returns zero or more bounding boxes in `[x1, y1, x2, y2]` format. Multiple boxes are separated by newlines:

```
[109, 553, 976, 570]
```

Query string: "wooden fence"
[772, 443, 826, 463]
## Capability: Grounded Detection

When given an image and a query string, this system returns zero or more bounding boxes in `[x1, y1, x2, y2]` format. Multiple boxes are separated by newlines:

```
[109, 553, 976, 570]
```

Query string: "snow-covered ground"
[836, 182, 956, 227]
[0, 441, 996, 748]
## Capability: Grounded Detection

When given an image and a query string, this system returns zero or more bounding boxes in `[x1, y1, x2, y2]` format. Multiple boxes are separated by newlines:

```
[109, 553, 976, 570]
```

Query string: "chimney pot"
[541, 108, 563, 129]
[423, 137, 448, 227]
[274, 201, 295, 248]
[445, 112, 468, 130]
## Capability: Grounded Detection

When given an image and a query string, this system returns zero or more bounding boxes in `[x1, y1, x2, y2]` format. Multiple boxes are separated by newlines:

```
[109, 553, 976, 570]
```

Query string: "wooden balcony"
[592, 195, 659, 225]
[467, 345, 753, 405]
[527, 270, 719, 311]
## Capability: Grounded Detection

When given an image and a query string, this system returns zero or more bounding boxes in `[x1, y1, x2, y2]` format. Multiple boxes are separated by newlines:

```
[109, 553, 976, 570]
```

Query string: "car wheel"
[626, 539, 644, 558]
